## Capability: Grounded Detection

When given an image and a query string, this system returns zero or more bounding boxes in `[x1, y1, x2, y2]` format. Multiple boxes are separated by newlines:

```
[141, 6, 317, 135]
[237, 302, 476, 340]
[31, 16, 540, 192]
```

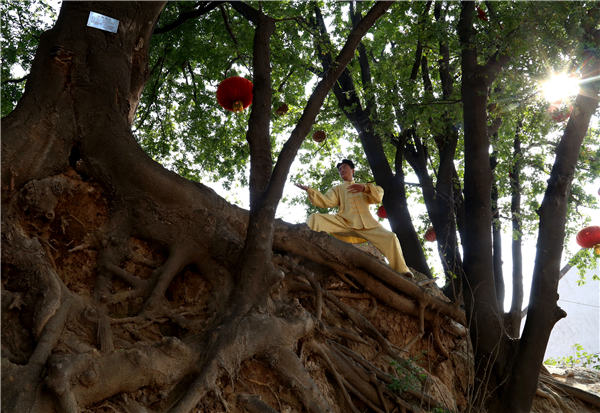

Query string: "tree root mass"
[2, 169, 476, 413]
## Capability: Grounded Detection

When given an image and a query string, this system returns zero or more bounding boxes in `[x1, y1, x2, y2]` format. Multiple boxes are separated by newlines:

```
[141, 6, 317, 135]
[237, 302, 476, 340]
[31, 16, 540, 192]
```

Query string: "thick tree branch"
[409, 1, 432, 81]
[2, 74, 29, 85]
[154, 1, 223, 34]
[350, 2, 376, 114]
[266, 1, 393, 207]
[490, 141, 504, 309]
[229, 0, 262, 25]
[220, 4, 240, 50]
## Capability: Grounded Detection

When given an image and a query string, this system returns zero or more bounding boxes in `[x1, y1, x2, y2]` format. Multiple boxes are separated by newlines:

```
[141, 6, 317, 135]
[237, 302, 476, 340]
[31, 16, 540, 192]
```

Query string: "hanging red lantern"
[275, 103, 289, 115]
[576, 226, 600, 249]
[476, 6, 488, 21]
[551, 108, 571, 122]
[424, 227, 436, 242]
[216, 76, 253, 112]
[376, 205, 387, 219]
[313, 130, 326, 142]
[548, 104, 572, 122]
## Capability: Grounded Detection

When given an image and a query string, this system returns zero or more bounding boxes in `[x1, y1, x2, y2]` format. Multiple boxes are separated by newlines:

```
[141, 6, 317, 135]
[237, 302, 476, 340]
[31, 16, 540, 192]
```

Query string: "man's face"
[338, 163, 354, 181]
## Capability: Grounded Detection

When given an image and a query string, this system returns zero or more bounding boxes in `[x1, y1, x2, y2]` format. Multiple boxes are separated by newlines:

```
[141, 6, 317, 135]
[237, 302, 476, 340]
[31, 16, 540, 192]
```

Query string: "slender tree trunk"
[404, 130, 463, 289]
[503, 25, 600, 411]
[490, 144, 505, 309]
[507, 122, 524, 337]
[405, 2, 464, 290]
[432, 132, 464, 299]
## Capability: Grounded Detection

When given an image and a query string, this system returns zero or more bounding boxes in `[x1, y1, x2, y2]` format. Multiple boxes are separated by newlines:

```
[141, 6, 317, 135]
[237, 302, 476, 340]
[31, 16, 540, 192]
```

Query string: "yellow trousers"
[308, 213, 411, 274]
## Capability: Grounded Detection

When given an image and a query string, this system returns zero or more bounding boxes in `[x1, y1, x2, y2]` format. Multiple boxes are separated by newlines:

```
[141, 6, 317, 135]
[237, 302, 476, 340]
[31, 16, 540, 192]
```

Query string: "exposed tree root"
[539, 367, 600, 411]
[2, 296, 73, 413]
[144, 247, 193, 310]
[238, 394, 280, 413]
[3, 168, 468, 413]
[96, 310, 114, 352]
[308, 341, 361, 413]
[1, 214, 75, 412]
[432, 316, 450, 360]
[267, 348, 333, 413]
[105, 263, 149, 291]
[274, 224, 466, 326]
[169, 306, 315, 413]
[46, 336, 195, 412]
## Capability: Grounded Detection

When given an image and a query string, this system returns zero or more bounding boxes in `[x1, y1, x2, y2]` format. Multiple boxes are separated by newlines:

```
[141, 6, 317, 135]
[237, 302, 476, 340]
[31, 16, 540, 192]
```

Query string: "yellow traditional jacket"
[307, 180, 383, 230]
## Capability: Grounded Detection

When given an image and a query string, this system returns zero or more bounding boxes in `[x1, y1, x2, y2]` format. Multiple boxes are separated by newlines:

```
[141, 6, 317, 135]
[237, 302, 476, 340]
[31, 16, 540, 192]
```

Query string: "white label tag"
[87, 11, 119, 33]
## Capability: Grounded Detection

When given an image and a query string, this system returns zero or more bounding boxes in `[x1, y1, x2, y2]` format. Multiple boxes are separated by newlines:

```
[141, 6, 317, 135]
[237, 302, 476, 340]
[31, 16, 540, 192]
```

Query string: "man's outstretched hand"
[295, 183, 309, 191]
[347, 184, 365, 193]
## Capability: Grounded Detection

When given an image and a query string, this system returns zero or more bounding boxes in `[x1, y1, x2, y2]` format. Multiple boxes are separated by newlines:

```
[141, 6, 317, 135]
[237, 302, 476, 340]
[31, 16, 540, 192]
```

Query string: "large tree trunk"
[3, 2, 471, 413]
[457, 2, 510, 409]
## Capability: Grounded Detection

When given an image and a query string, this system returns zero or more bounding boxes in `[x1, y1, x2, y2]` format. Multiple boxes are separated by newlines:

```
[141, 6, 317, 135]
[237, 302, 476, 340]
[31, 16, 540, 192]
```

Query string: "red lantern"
[551, 109, 571, 122]
[216, 76, 253, 112]
[377, 205, 387, 219]
[576, 226, 600, 249]
[477, 6, 488, 21]
[275, 103, 289, 115]
[424, 227, 436, 242]
[313, 130, 326, 142]
[548, 104, 572, 122]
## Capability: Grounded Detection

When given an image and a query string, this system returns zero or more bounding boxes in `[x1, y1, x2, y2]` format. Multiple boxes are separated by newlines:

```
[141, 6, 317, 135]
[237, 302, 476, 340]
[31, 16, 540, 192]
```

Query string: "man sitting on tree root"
[295, 159, 413, 278]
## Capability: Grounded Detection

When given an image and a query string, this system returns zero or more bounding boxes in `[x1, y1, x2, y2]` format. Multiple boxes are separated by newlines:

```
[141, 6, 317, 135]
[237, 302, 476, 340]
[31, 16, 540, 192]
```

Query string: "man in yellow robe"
[295, 159, 412, 276]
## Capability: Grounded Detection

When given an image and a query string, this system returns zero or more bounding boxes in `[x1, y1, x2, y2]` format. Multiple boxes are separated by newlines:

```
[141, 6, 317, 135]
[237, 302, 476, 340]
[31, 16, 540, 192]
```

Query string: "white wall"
[544, 262, 600, 360]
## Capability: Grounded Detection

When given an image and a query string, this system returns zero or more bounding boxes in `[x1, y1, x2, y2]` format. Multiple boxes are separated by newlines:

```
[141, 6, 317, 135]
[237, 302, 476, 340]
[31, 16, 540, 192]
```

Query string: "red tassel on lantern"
[424, 227, 436, 242]
[216, 76, 253, 112]
[576, 226, 600, 249]
[377, 205, 387, 219]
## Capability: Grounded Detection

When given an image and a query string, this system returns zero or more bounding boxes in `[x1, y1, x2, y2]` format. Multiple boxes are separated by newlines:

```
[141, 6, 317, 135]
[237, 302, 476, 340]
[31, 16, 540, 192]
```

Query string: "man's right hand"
[294, 183, 309, 191]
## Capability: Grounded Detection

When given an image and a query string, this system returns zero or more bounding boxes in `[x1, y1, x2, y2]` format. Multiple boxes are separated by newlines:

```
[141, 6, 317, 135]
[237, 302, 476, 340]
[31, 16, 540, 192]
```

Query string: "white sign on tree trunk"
[87, 11, 119, 34]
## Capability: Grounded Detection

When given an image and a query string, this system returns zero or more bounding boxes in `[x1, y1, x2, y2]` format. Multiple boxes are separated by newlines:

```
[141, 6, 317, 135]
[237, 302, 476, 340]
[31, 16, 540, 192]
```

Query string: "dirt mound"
[2, 169, 471, 412]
